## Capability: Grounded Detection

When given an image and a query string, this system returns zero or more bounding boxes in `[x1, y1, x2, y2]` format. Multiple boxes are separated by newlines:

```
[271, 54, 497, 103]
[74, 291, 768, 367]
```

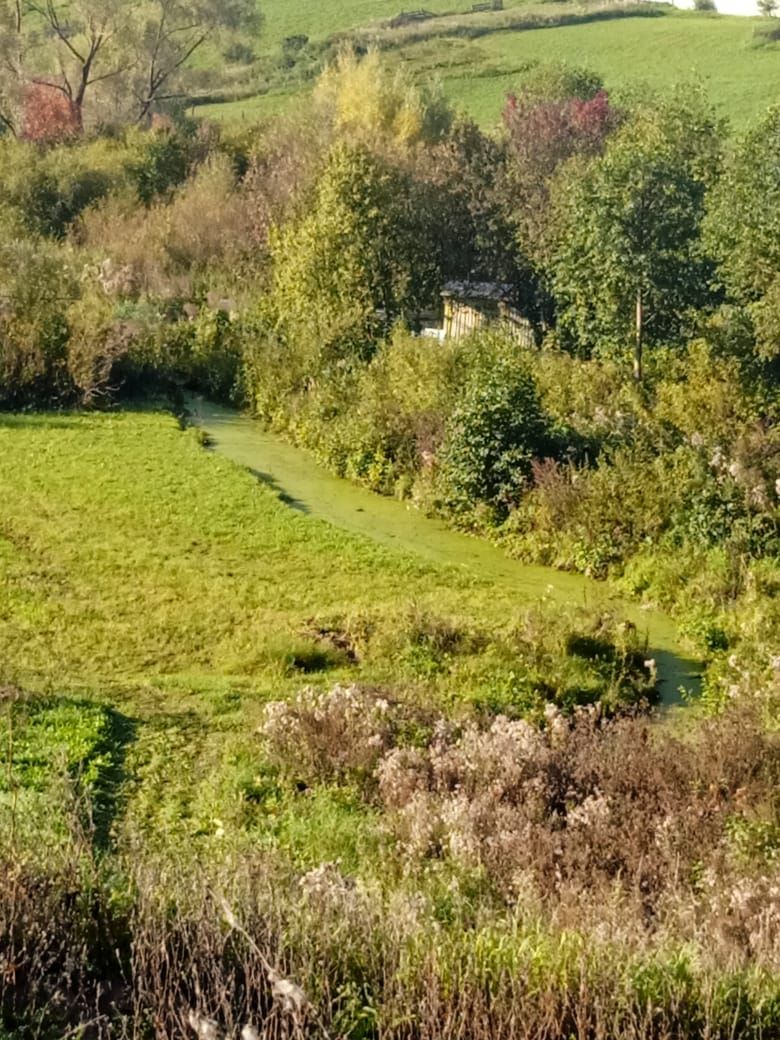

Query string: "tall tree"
[550, 93, 723, 380]
[25, 0, 132, 129]
[270, 143, 439, 364]
[704, 105, 780, 359]
[502, 63, 619, 268]
[132, 0, 261, 124]
[426, 120, 520, 279]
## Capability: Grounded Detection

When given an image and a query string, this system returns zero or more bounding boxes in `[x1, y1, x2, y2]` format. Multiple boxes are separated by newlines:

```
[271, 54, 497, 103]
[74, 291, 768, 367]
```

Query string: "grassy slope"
[261, 0, 458, 46]
[0, 409, 650, 864]
[438, 12, 780, 127]
[204, 7, 780, 128]
[0, 410, 505, 690]
[0, 409, 447, 862]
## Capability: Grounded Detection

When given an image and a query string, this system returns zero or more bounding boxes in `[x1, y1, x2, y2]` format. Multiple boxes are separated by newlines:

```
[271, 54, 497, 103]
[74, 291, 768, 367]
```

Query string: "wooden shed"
[441, 281, 534, 345]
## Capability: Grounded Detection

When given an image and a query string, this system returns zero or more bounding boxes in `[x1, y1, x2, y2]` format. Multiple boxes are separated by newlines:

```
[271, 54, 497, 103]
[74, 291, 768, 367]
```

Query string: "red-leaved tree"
[504, 89, 615, 180]
[502, 87, 619, 268]
[21, 82, 81, 143]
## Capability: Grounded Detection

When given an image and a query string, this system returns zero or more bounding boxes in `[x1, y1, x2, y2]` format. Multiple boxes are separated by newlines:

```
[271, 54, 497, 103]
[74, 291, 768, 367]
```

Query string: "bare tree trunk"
[633, 287, 643, 383]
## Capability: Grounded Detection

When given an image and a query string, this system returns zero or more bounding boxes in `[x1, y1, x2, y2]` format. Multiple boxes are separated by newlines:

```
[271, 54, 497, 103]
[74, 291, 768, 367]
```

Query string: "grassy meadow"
[0, 407, 659, 858]
[202, 5, 780, 129]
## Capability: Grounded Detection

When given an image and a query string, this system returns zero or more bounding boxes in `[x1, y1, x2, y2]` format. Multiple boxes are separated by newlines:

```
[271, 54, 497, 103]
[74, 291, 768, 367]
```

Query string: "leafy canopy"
[270, 143, 439, 364]
[550, 90, 723, 370]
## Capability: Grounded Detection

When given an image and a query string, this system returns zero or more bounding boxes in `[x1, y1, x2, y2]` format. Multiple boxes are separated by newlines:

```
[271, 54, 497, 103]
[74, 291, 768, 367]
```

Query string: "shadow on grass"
[248, 467, 311, 515]
[91, 707, 138, 853]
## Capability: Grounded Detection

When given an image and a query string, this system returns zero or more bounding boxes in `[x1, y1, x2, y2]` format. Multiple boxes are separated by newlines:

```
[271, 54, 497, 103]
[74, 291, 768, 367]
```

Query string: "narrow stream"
[188, 397, 702, 705]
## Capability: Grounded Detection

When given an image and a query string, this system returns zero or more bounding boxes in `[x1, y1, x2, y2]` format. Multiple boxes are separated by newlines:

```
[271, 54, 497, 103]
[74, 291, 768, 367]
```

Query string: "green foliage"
[551, 92, 723, 369]
[437, 336, 550, 517]
[0, 698, 116, 793]
[511, 60, 605, 103]
[270, 143, 439, 363]
[0, 237, 77, 406]
[705, 105, 780, 359]
[131, 129, 197, 205]
[426, 118, 533, 294]
[0, 137, 125, 238]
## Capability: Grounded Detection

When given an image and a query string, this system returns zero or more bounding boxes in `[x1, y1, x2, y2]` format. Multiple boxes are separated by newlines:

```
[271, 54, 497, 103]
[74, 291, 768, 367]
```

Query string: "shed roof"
[441, 280, 514, 302]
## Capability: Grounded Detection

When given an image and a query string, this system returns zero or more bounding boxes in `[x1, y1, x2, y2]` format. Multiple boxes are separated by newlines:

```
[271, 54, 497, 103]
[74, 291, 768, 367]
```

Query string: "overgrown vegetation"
[0, 36, 778, 1040]
[0, 412, 778, 1038]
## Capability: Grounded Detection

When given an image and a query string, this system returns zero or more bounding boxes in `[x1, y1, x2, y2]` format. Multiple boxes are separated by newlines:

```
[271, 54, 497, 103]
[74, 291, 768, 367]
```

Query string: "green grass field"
[438, 11, 780, 127]
[204, 5, 780, 129]
[0, 408, 660, 860]
[261, 0, 458, 46]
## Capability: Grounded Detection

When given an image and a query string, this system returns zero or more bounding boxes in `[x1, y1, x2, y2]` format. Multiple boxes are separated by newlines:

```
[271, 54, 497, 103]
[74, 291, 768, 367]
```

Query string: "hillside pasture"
[204, 6, 780, 128]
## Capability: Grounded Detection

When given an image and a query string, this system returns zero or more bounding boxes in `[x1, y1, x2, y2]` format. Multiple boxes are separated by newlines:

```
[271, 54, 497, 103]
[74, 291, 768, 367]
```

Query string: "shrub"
[378, 704, 780, 930]
[0, 238, 77, 406]
[437, 335, 550, 518]
[130, 127, 198, 205]
[21, 83, 81, 143]
[270, 143, 439, 365]
[259, 684, 431, 786]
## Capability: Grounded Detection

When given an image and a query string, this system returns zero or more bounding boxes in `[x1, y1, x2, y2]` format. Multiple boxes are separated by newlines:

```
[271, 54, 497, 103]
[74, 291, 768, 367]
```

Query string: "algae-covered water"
[188, 398, 701, 705]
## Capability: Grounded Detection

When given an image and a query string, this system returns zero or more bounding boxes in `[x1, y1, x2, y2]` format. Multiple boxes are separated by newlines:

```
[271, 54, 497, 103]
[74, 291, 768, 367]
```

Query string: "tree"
[270, 144, 439, 364]
[0, 0, 260, 131]
[425, 118, 532, 293]
[131, 0, 261, 125]
[0, 0, 26, 133]
[315, 48, 452, 152]
[502, 63, 619, 269]
[704, 105, 780, 359]
[24, 0, 133, 130]
[550, 94, 723, 380]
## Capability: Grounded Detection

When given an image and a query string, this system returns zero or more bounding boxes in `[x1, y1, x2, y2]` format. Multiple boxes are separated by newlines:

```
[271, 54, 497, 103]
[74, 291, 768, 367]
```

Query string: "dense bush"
[0, 238, 77, 406]
[437, 338, 551, 517]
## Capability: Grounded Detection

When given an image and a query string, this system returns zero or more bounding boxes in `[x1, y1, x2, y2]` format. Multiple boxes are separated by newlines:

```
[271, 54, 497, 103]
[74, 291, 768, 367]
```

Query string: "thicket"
[2, 681, 779, 1039]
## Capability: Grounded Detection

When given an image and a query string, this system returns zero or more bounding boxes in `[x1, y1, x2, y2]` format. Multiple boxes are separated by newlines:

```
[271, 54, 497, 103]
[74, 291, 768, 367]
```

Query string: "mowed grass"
[207, 7, 780, 130]
[0, 408, 662, 859]
[0, 409, 488, 690]
[260, 0, 458, 48]
[436, 11, 780, 127]
[0, 407, 476, 857]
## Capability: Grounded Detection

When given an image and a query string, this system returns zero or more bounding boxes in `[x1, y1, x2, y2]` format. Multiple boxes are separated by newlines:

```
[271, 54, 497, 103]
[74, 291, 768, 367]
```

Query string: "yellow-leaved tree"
[315, 48, 452, 152]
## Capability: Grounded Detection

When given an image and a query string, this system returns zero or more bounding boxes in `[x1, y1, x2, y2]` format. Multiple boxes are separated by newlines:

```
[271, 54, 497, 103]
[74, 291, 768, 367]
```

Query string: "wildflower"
[187, 1010, 221, 1040]
[268, 968, 307, 1016]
